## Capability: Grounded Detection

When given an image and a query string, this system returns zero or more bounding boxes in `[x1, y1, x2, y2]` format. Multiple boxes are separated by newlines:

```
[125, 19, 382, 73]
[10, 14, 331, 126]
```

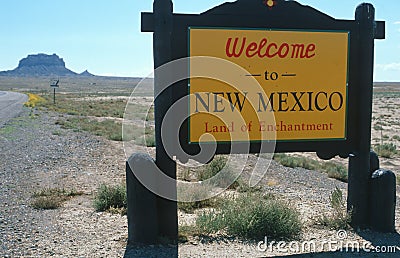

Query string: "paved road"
[0, 91, 28, 127]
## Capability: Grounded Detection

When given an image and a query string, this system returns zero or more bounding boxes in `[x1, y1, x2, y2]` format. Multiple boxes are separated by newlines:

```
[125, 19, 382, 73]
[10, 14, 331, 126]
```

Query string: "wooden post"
[126, 154, 158, 244]
[153, 0, 178, 242]
[347, 3, 375, 229]
[370, 169, 396, 232]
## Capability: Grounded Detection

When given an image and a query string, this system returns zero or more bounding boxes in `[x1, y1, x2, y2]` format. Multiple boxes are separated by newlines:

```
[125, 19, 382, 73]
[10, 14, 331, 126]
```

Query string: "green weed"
[321, 162, 348, 182]
[56, 117, 131, 141]
[178, 184, 221, 213]
[197, 156, 239, 189]
[316, 187, 351, 229]
[196, 193, 302, 240]
[392, 135, 400, 141]
[273, 154, 348, 182]
[374, 143, 398, 158]
[93, 184, 127, 212]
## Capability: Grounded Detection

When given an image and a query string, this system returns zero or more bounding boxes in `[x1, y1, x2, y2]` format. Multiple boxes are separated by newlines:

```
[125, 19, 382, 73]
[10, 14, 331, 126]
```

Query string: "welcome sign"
[189, 28, 349, 143]
[139, 0, 385, 241]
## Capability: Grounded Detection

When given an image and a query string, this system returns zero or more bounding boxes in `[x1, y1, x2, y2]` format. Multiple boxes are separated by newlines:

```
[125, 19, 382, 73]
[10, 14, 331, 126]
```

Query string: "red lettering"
[291, 44, 305, 58]
[306, 44, 316, 58]
[266, 43, 278, 58]
[225, 37, 316, 59]
[258, 38, 268, 58]
[226, 37, 246, 58]
[246, 42, 258, 57]
[278, 43, 289, 58]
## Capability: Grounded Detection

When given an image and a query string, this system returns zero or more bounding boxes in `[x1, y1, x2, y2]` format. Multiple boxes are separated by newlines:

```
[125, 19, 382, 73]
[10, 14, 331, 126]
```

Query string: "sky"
[0, 0, 399, 81]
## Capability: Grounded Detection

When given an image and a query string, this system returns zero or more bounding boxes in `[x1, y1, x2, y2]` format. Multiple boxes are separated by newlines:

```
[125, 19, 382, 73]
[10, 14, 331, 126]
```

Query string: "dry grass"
[31, 188, 84, 210]
[38, 94, 128, 118]
[55, 117, 126, 141]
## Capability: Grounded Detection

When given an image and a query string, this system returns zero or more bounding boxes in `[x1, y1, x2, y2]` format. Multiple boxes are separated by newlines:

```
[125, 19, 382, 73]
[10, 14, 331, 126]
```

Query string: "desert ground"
[0, 76, 399, 257]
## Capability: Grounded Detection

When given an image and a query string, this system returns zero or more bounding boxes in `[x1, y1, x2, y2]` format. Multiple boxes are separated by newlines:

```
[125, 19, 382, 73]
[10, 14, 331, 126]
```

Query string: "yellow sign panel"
[189, 28, 349, 143]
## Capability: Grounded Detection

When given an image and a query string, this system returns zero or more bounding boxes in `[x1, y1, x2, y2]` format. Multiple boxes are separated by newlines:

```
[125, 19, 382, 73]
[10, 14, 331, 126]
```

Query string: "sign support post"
[153, 0, 178, 242]
[50, 79, 59, 104]
[347, 3, 376, 229]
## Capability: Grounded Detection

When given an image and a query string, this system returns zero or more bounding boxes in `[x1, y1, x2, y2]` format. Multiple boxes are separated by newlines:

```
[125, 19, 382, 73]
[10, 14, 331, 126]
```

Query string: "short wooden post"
[370, 169, 396, 232]
[126, 153, 158, 244]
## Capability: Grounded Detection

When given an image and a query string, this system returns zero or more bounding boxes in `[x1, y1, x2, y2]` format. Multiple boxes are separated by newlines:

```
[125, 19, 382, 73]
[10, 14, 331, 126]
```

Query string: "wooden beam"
[141, 12, 154, 32]
[375, 21, 385, 39]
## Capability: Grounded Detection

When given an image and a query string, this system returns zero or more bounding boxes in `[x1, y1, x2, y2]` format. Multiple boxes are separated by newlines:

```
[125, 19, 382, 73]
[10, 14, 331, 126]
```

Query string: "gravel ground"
[0, 108, 127, 256]
[1, 107, 399, 257]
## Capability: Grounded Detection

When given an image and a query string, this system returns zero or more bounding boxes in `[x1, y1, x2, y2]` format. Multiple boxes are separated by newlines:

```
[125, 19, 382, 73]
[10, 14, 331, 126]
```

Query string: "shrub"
[198, 156, 227, 181]
[236, 178, 263, 193]
[24, 93, 45, 108]
[316, 187, 351, 229]
[135, 126, 156, 147]
[196, 193, 302, 240]
[178, 166, 192, 182]
[374, 143, 397, 158]
[109, 132, 123, 141]
[274, 154, 348, 182]
[178, 183, 220, 213]
[32, 197, 62, 210]
[178, 225, 201, 243]
[52, 130, 62, 136]
[94, 184, 127, 212]
[373, 124, 383, 131]
[144, 126, 156, 147]
[197, 156, 239, 189]
[322, 162, 348, 182]
[273, 154, 318, 170]
[145, 135, 156, 147]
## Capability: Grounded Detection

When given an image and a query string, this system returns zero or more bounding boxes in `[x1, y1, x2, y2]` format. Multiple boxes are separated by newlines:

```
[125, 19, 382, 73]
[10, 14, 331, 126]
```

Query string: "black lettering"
[226, 92, 248, 112]
[329, 92, 344, 111]
[315, 92, 328, 111]
[195, 93, 210, 112]
[257, 92, 275, 112]
[213, 92, 225, 112]
[278, 92, 289, 112]
[307, 92, 314, 111]
[290, 92, 306, 111]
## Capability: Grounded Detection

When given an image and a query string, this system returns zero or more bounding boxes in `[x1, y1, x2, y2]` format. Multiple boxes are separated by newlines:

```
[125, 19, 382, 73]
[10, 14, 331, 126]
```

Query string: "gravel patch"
[0, 108, 127, 256]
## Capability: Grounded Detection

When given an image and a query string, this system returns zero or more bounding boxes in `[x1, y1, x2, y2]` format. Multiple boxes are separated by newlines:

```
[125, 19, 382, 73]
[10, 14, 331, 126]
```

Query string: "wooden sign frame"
[139, 0, 386, 242]
[142, 0, 384, 160]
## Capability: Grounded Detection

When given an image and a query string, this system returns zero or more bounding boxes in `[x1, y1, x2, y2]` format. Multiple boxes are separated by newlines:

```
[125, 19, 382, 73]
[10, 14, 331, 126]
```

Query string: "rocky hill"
[79, 70, 95, 76]
[0, 54, 90, 77]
